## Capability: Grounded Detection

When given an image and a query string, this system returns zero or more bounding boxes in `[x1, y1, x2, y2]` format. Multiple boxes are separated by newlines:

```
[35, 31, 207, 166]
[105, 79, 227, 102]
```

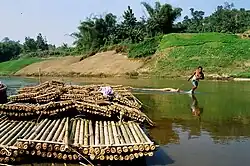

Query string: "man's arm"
[198, 72, 204, 80]
[188, 72, 195, 81]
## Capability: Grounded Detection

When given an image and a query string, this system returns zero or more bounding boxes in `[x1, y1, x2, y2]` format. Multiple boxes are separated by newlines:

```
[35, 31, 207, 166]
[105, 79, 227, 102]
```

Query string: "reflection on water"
[1, 76, 250, 166]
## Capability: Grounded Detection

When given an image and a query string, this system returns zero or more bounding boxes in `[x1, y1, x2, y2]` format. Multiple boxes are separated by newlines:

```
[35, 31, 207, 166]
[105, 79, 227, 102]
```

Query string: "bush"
[115, 45, 128, 53]
[128, 35, 162, 58]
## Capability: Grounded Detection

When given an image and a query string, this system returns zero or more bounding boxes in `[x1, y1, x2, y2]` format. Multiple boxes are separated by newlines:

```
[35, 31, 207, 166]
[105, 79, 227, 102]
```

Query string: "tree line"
[1, 1, 250, 62]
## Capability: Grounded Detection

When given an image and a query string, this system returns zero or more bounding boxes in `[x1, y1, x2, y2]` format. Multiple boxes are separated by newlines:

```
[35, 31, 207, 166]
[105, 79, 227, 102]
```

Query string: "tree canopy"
[1, 1, 250, 62]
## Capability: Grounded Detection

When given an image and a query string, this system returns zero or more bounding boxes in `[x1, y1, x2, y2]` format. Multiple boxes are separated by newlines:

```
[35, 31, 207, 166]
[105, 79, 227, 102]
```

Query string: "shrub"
[128, 35, 162, 58]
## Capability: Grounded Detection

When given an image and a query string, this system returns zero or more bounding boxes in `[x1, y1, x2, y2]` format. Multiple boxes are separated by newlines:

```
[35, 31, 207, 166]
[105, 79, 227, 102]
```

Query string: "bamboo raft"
[16, 117, 157, 162]
[1, 80, 154, 125]
[0, 118, 35, 163]
[0, 80, 157, 164]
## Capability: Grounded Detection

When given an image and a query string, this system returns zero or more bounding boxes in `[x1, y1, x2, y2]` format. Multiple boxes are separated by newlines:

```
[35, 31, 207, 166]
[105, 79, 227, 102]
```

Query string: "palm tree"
[141, 1, 182, 35]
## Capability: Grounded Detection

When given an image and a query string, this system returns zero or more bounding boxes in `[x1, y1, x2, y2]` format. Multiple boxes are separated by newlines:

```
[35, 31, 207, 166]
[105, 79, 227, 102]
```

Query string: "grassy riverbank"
[0, 33, 250, 79]
[151, 33, 250, 78]
[0, 57, 43, 76]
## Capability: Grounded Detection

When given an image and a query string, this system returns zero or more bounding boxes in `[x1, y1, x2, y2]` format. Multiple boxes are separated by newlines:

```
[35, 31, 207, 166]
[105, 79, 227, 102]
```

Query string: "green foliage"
[0, 57, 43, 75]
[0, 39, 22, 62]
[181, 2, 250, 33]
[1, 1, 250, 77]
[154, 33, 250, 76]
[128, 36, 162, 58]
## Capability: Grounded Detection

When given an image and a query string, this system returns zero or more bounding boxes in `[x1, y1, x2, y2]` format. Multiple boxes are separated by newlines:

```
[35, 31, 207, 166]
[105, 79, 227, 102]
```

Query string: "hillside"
[5, 33, 250, 78]
[151, 33, 250, 78]
[14, 51, 144, 77]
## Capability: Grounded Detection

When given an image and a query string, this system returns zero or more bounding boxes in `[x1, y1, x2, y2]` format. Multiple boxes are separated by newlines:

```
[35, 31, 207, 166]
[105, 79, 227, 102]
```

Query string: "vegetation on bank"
[152, 33, 250, 77]
[1, 1, 250, 77]
[0, 57, 43, 76]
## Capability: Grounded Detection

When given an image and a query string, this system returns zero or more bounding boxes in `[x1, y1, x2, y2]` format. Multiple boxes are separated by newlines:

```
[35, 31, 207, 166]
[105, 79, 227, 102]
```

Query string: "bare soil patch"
[15, 51, 144, 77]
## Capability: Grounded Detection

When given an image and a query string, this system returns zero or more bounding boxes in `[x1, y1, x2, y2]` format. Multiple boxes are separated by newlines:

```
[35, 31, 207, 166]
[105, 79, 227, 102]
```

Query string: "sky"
[0, 0, 249, 46]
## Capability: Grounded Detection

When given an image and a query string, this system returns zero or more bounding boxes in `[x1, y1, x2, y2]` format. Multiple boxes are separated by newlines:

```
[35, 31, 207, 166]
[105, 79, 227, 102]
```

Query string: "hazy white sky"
[0, 0, 248, 46]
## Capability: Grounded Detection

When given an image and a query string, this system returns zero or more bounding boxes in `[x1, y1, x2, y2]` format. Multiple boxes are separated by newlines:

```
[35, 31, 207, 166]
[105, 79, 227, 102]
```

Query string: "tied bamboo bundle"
[0, 119, 35, 161]
[69, 118, 157, 161]
[16, 117, 157, 162]
[17, 118, 82, 161]
[2, 80, 153, 125]
[0, 100, 76, 117]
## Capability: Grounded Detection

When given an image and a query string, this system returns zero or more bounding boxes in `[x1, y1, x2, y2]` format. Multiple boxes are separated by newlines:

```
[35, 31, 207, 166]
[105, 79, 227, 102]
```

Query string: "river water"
[1, 76, 250, 166]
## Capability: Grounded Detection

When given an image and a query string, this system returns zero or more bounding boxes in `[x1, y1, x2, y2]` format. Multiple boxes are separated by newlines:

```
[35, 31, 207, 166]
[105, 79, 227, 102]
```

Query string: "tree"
[36, 33, 48, 51]
[0, 39, 22, 62]
[119, 6, 145, 43]
[73, 13, 118, 51]
[23, 37, 37, 52]
[141, 1, 182, 36]
[182, 8, 205, 32]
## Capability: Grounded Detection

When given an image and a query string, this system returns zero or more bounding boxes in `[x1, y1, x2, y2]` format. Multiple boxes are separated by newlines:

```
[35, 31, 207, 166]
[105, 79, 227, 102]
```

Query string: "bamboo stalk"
[103, 121, 109, 145]
[34, 120, 52, 140]
[99, 121, 104, 145]
[123, 122, 136, 144]
[46, 119, 61, 141]
[52, 118, 66, 142]
[69, 119, 76, 145]
[111, 121, 120, 145]
[64, 117, 69, 149]
[57, 122, 66, 142]
[79, 119, 84, 145]
[94, 121, 99, 146]
[84, 119, 89, 148]
[41, 120, 56, 140]
[74, 119, 80, 146]
[0, 121, 18, 139]
[28, 119, 48, 140]
[89, 120, 94, 146]
[0, 121, 23, 144]
[107, 121, 114, 145]
[6, 122, 30, 146]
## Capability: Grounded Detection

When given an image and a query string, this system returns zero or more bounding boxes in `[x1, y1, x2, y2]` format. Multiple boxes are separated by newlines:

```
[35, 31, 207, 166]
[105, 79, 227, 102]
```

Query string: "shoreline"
[1, 73, 250, 82]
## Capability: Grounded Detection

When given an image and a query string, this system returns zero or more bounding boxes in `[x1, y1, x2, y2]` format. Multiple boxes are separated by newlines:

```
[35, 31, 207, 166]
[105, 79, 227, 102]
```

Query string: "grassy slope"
[0, 57, 44, 75]
[1, 33, 250, 78]
[152, 33, 250, 77]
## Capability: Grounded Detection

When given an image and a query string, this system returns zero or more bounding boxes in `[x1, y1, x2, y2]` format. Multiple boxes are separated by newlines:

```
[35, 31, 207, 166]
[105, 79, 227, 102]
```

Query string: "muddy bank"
[14, 51, 145, 77]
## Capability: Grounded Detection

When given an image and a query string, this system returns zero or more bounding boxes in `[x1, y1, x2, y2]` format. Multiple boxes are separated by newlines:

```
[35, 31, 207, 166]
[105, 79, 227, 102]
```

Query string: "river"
[1, 76, 250, 166]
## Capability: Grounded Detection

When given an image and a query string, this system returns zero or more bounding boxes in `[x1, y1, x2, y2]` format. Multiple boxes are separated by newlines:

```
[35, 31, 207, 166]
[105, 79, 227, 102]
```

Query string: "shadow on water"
[145, 147, 174, 166]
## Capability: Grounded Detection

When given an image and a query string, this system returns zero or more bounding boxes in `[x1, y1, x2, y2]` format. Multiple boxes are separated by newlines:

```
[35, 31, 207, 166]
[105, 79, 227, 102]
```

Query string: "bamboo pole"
[94, 121, 99, 146]
[103, 121, 109, 145]
[89, 120, 94, 146]
[52, 118, 66, 142]
[34, 120, 52, 140]
[57, 122, 66, 142]
[69, 119, 76, 145]
[79, 119, 84, 145]
[84, 120, 88, 146]
[74, 119, 80, 146]
[64, 117, 69, 149]
[0, 121, 17, 139]
[41, 120, 56, 140]
[6, 122, 30, 146]
[99, 121, 104, 145]
[28, 119, 48, 140]
[133, 123, 156, 151]
[46, 119, 61, 141]
[0, 121, 23, 144]
[107, 121, 114, 145]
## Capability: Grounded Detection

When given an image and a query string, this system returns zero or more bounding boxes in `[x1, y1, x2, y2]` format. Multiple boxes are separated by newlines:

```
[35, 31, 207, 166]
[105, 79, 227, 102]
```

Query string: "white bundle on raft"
[99, 86, 114, 97]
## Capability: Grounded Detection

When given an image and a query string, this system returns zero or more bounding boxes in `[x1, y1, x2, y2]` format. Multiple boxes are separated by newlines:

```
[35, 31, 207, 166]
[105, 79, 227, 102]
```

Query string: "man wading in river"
[187, 66, 204, 94]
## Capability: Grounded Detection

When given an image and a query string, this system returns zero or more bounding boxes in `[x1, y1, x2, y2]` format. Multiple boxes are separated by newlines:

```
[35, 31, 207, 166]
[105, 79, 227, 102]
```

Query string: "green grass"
[128, 35, 162, 58]
[0, 57, 43, 75]
[153, 33, 250, 77]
